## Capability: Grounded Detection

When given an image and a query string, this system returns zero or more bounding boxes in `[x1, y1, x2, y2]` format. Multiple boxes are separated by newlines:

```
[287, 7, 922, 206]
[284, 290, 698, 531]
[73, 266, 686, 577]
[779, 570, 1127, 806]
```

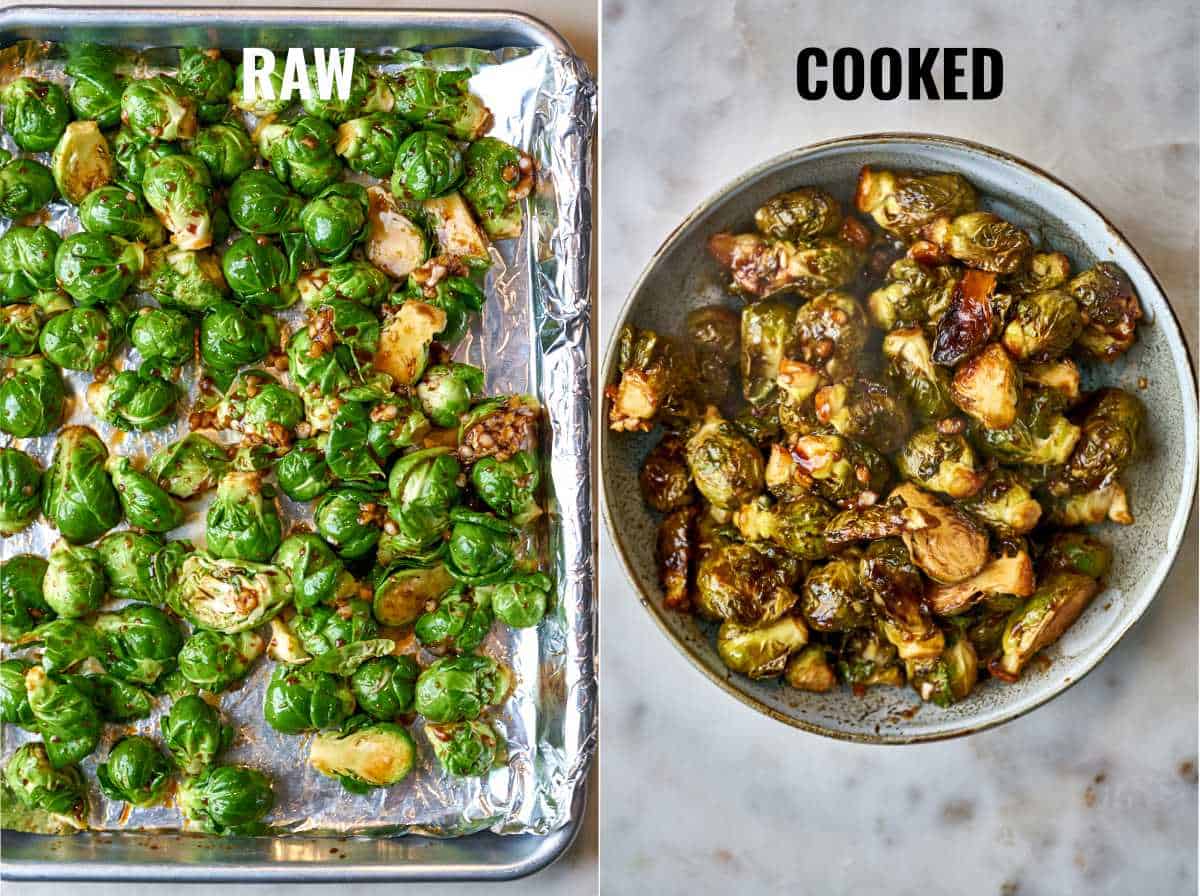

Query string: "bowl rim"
[600, 131, 1200, 744]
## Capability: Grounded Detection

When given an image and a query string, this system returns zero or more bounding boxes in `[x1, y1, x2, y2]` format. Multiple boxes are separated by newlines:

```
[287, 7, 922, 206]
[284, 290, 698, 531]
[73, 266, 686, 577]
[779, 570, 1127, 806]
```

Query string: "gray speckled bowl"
[601, 134, 1198, 743]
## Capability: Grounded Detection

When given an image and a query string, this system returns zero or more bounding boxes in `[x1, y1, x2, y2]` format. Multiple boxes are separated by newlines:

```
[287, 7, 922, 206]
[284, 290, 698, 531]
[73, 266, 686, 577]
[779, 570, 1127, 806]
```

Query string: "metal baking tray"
[0, 5, 595, 882]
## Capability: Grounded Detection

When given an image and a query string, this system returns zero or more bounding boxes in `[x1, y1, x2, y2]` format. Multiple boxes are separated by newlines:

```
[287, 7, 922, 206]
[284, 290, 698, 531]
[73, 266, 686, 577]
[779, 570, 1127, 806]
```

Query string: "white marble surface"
[599, 1, 1197, 894]
[2, 0, 597, 894]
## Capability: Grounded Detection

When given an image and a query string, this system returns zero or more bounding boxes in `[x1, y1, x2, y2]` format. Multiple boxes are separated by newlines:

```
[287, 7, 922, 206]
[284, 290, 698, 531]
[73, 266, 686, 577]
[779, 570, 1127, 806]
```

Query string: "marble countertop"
[599, 1, 1197, 894]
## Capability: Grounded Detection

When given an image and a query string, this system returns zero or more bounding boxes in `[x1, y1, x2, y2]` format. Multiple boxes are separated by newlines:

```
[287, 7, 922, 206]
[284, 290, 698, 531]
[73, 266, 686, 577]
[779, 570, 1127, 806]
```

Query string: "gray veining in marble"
[599, 1, 1197, 894]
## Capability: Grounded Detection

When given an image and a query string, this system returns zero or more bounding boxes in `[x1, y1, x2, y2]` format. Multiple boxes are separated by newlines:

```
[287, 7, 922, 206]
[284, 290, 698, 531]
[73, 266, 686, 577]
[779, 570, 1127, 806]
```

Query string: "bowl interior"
[601, 135, 1198, 743]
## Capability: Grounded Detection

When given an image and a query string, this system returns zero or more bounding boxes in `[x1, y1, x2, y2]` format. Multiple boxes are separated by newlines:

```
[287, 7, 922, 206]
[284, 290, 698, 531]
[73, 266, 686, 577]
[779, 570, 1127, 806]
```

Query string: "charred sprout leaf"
[858, 538, 944, 661]
[427, 719, 504, 777]
[167, 551, 292, 634]
[87, 369, 180, 431]
[55, 233, 144, 305]
[392, 67, 492, 140]
[42, 426, 122, 543]
[717, 615, 808, 679]
[25, 666, 102, 767]
[351, 655, 419, 720]
[931, 269, 996, 366]
[1068, 263, 1142, 360]
[262, 663, 355, 734]
[178, 764, 274, 835]
[414, 654, 511, 723]
[96, 735, 170, 806]
[0, 448, 43, 535]
[161, 694, 234, 775]
[3, 742, 88, 828]
[461, 137, 535, 239]
[309, 717, 417, 791]
[179, 629, 265, 692]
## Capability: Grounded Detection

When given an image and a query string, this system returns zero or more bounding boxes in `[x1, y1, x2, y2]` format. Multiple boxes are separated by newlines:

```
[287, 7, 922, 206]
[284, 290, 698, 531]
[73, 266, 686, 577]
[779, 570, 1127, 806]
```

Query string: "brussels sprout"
[67, 61, 124, 128]
[413, 362, 482, 429]
[40, 426, 121, 543]
[366, 397, 430, 461]
[462, 137, 535, 239]
[230, 55, 287, 115]
[325, 401, 385, 484]
[297, 183, 369, 263]
[24, 666, 102, 767]
[888, 484, 989, 590]
[391, 130, 463, 201]
[121, 74, 197, 141]
[445, 510, 517, 585]
[925, 268, 996, 367]
[800, 554, 872, 633]
[218, 234, 295, 308]
[204, 471, 282, 563]
[14, 618, 101, 674]
[262, 663, 355, 734]
[351, 655, 418, 720]
[427, 719, 504, 777]
[926, 551, 1036, 618]
[1039, 532, 1112, 581]
[857, 538, 944, 662]
[635, 437, 692, 516]
[308, 487, 381, 559]
[293, 599, 377, 657]
[299, 260, 392, 309]
[0, 448, 42, 535]
[684, 407, 765, 511]
[694, 542, 798, 625]
[94, 530, 163, 603]
[335, 112, 409, 178]
[1001, 288, 1084, 362]
[42, 542, 105, 619]
[392, 67, 491, 140]
[111, 128, 178, 186]
[95, 735, 170, 806]
[77, 184, 164, 245]
[754, 187, 842, 241]
[1067, 263, 1142, 360]
[161, 695, 234, 774]
[272, 439, 330, 502]
[868, 257, 959, 331]
[50, 120, 114, 205]
[1063, 388, 1143, 492]
[895, 424, 985, 499]
[74, 672, 152, 721]
[960, 469, 1042, 536]
[86, 369, 180, 432]
[920, 211, 1032, 274]
[168, 551, 292, 633]
[470, 450, 540, 525]
[138, 245, 227, 312]
[973, 387, 1081, 466]
[371, 299, 446, 387]
[414, 588, 492, 652]
[187, 120, 255, 184]
[737, 299, 796, 404]
[792, 290, 869, 381]
[147, 433, 229, 500]
[947, 342, 1021, 431]
[1, 657, 36, 727]
[414, 654, 511, 723]
[256, 115, 342, 197]
[141, 154, 214, 251]
[308, 717, 416, 791]
[0, 225, 61, 298]
[784, 645, 837, 692]
[92, 602, 182, 685]
[0, 152, 56, 217]
[908, 637, 978, 706]
[55, 233, 144, 305]
[733, 493, 833, 560]
[766, 430, 891, 508]
[175, 48, 234, 123]
[814, 378, 911, 453]
[199, 301, 273, 373]
[3, 742, 88, 826]
[178, 764, 274, 835]
[385, 446, 461, 547]
[1, 78, 70, 151]
[717, 615, 808, 679]
[0, 304, 42, 358]
[854, 166, 977, 239]
[883, 330, 953, 425]
[227, 169, 305, 235]
[394, 256, 486, 344]
[274, 533, 355, 611]
[126, 307, 193, 372]
[422, 192, 490, 268]
[37, 306, 113, 371]
[179, 629, 264, 693]
[707, 232, 863, 300]
[995, 572, 1100, 680]
[373, 562, 454, 627]
[294, 54, 379, 121]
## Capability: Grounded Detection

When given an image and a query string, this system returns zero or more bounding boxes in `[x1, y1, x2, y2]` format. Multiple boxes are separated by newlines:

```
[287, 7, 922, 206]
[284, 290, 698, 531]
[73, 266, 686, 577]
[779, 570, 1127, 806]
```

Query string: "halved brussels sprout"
[607, 324, 694, 429]
[1068, 263, 1142, 360]
[423, 192, 490, 267]
[87, 369, 180, 431]
[274, 533, 356, 611]
[895, 424, 985, 499]
[995, 572, 1100, 680]
[395, 255, 487, 344]
[228, 170, 305, 235]
[373, 301, 446, 388]
[25, 666, 102, 767]
[854, 167, 976, 239]
[733, 493, 833, 560]
[55, 233, 144, 305]
[908, 637, 978, 706]
[1040, 531, 1113, 579]
[836, 628, 904, 689]
[414, 654, 511, 723]
[299, 261, 393, 309]
[392, 67, 492, 140]
[93, 602, 183, 685]
[262, 662, 355, 734]
[392, 130, 464, 200]
[814, 377, 910, 453]
[177, 48, 234, 124]
[930, 268, 996, 366]
[42, 426, 122, 543]
[161, 694, 234, 775]
[950, 343, 1021, 430]
[78, 185, 166, 245]
[51, 121, 114, 204]
[96, 735, 170, 807]
[373, 562, 454, 627]
[685, 406, 765, 511]
[179, 629, 265, 692]
[414, 588, 492, 652]
[784, 645, 837, 692]
[0, 447, 42, 535]
[0, 226, 61, 298]
[336, 112, 410, 178]
[38, 306, 115, 371]
[858, 538, 944, 662]
[768, 430, 890, 508]
[925, 550, 1035, 616]
[461, 137, 535, 239]
[707, 232, 863, 300]
[143, 154, 214, 251]
[43, 541, 105, 619]
[351, 655, 419, 720]
[178, 764, 274, 835]
[167, 551, 292, 633]
[309, 717, 417, 791]
[890, 483, 989, 586]
[1, 78, 70, 151]
[445, 510, 517, 585]
[148, 433, 229, 499]
[121, 74, 197, 141]
[717, 615, 808, 678]
[3, 742, 88, 828]
[95, 530, 166, 603]
[364, 185, 430, 279]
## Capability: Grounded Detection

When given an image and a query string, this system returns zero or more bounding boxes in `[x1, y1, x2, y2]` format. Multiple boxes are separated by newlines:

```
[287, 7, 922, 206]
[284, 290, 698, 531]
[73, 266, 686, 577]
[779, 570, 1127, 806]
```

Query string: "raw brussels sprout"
[42, 542, 105, 619]
[392, 130, 464, 200]
[755, 187, 843, 241]
[293, 599, 377, 657]
[41, 426, 122, 543]
[921, 211, 1032, 274]
[385, 447, 461, 552]
[373, 562, 454, 627]
[228, 170, 305, 234]
[973, 387, 1081, 466]
[200, 301, 273, 372]
[86, 369, 180, 431]
[854, 166, 976, 239]
[179, 629, 265, 692]
[25, 666, 102, 767]
[1067, 263, 1142, 360]
[71, 672, 152, 721]
[274, 533, 355, 611]
[739, 299, 796, 404]
[868, 257, 959, 330]
[221, 234, 298, 308]
[895, 424, 986, 499]
[276, 438, 333, 502]
[67, 62, 124, 128]
[395, 257, 486, 344]
[694, 542, 798, 625]
[717, 615, 809, 679]
[177, 48, 234, 123]
[3, 742, 88, 826]
[231, 56, 287, 115]
[51, 120, 114, 204]
[414, 588, 492, 652]
[416, 362, 484, 428]
[55, 233, 144, 305]
[335, 112, 410, 178]
[178, 764, 274, 835]
[148, 434, 229, 499]
[414, 654, 511, 723]
[950, 343, 1021, 430]
[139, 246, 228, 312]
[314, 487, 384, 559]
[392, 67, 492, 140]
[427, 719, 504, 777]
[800, 554, 872, 632]
[189, 119, 255, 182]
[423, 191, 490, 268]
[684, 407, 765, 511]
[351, 654, 420, 722]
[121, 74, 197, 141]
[13, 618, 100, 674]
[38, 307, 115, 371]
[1001, 288, 1084, 362]
[1, 556, 52, 641]
[128, 306, 194, 371]
[707, 232, 864, 300]
[111, 128, 179, 185]
[373, 299, 445, 386]
[461, 137, 535, 239]
[300, 183, 369, 263]
[0, 447, 42, 534]
[309, 717, 417, 791]
[471, 450, 541, 523]
[326, 401, 385, 484]
[367, 396, 431, 460]
[792, 290, 869, 381]
[161, 694, 234, 775]
[96, 735, 170, 806]
[299, 260, 393, 309]
[733, 493, 834, 560]
[262, 663, 355, 734]
[167, 551, 293, 633]
[996, 572, 1099, 679]
[1, 78, 70, 151]
[95, 530, 165, 603]
[0, 152, 56, 217]
[445, 510, 517, 585]
[258, 115, 343, 196]
[1063, 388, 1143, 492]
[205, 471, 282, 562]
[142, 154, 214, 251]
[299, 56, 377, 122]
[785, 645, 838, 692]
[1, 658, 36, 727]
[0, 304, 42, 358]
[93, 602, 183, 685]
[78, 184, 167, 245]
[0, 226, 61, 298]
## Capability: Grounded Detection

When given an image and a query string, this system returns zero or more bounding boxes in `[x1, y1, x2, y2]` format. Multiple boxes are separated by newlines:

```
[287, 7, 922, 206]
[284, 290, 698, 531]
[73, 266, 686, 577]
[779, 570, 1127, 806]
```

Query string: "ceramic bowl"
[601, 133, 1198, 743]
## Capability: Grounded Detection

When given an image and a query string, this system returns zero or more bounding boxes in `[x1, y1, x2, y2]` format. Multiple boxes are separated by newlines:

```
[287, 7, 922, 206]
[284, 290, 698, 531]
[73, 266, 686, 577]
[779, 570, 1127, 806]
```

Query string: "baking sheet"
[0, 36, 596, 839]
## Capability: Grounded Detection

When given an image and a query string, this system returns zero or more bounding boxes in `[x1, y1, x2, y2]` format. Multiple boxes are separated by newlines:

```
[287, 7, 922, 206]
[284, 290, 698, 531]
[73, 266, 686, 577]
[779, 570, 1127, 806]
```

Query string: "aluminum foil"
[0, 40, 596, 839]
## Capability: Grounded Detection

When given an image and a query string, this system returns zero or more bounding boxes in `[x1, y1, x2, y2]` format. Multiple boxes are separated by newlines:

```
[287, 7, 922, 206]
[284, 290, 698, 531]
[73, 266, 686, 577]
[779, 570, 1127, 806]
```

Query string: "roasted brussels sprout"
[309, 717, 417, 791]
[717, 615, 808, 679]
[87, 369, 180, 431]
[869, 257, 958, 330]
[461, 137, 535, 239]
[1062, 388, 1143, 492]
[0, 152, 56, 218]
[834, 628, 903, 689]
[336, 112, 410, 178]
[257, 115, 343, 197]
[734, 299, 792, 405]
[928, 268, 997, 367]
[814, 378, 910, 453]
[199, 301, 273, 373]
[24, 666, 102, 767]
[907, 637, 978, 706]
[606, 324, 693, 429]
[1001, 288, 1084, 362]
[1, 78, 70, 151]
[733, 493, 833, 560]
[263, 663, 355, 734]
[857, 538, 944, 661]
[178, 764, 274, 835]
[0, 448, 42, 535]
[392, 67, 491, 140]
[920, 211, 1032, 274]
[895, 424, 985, 499]
[961, 469, 1042, 536]
[0, 658, 36, 727]
[42, 541, 105, 619]
[161, 694, 234, 775]
[204, 471, 282, 563]
[55, 232, 144, 305]
[949, 342, 1021, 430]
[685, 407, 765, 511]
[793, 291, 869, 381]
[707, 232, 863, 300]
[373, 562, 454, 627]
[755, 187, 842, 240]
[96, 735, 170, 806]
[168, 551, 292, 633]
[0, 225, 61, 298]
[694, 542, 798, 625]
[142, 154, 214, 251]
[878, 327, 952, 420]
[41, 426, 121, 543]
[37, 306, 114, 371]
[227, 169, 305, 235]
[973, 386, 1081, 467]
[50, 121, 114, 204]
[800, 553, 873, 632]
[179, 629, 264, 692]
[314, 487, 384, 559]
[995, 571, 1099, 679]
[1067, 263, 1142, 360]
[3, 742, 87, 827]
[766, 430, 890, 508]
[855, 167, 976, 239]
[176, 48, 234, 123]
[414, 654, 511, 723]
[147, 433, 229, 499]
[784, 645, 837, 692]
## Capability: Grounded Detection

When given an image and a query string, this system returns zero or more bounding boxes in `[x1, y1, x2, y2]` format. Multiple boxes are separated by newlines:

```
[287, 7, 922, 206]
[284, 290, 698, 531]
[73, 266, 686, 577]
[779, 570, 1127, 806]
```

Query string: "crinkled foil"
[0, 41, 596, 839]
